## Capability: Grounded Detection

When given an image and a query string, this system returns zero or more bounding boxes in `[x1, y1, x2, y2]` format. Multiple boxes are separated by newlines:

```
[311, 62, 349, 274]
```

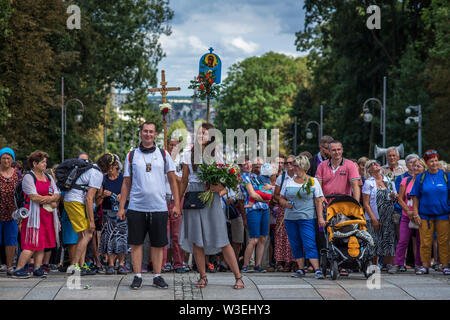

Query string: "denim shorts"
[246, 208, 269, 239]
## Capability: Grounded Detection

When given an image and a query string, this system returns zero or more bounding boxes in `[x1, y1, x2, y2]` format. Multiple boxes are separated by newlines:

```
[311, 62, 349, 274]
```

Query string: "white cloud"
[228, 37, 259, 54]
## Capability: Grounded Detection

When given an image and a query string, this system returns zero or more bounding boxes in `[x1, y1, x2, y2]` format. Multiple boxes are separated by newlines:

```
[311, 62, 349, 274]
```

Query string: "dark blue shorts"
[0, 220, 18, 246]
[246, 208, 269, 239]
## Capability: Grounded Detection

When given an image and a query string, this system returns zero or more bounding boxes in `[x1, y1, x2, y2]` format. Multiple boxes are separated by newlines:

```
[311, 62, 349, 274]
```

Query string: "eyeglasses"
[425, 150, 438, 155]
[285, 161, 293, 165]
[368, 161, 380, 168]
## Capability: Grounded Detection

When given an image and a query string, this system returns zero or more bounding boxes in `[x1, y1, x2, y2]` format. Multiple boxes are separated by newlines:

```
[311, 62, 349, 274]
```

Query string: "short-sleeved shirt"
[275, 172, 297, 196]
[362, 176, 396, 220]
[400, 176, 415, 216]
[241, 172, 269, 212]
[165, 154, 182, 196]
[381, 164, 407, 180]
[409, 170, 449, 220]
[315, 158, 360, 197]
[64, 166, 104, 204]
[124, 148, 175, 212]
[283, 177, 323, 220]
[102, 174, 124, 210]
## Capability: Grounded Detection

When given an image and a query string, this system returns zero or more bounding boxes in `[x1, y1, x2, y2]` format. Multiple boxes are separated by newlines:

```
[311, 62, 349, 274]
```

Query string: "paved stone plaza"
[0, 269, 449, 300]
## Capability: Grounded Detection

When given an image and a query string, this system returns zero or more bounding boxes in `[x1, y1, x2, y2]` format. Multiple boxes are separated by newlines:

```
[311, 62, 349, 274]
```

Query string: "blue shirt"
[409, 170, 449, 220]
[241, 172, 269, 212]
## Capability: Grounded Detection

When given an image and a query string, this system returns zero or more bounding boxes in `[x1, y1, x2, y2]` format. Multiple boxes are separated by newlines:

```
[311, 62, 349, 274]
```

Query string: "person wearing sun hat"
[410, 150, 450, 275]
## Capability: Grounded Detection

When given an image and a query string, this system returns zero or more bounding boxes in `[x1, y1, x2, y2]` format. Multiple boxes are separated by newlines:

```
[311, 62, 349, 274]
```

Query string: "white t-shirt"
[362, 176, 397, 220]
[165, 153, 182, 195]
[64, 166, 104, 204]
[275, 172, 297, 195]
[181, 151, 222, 184]
[124, 148, 175, 212]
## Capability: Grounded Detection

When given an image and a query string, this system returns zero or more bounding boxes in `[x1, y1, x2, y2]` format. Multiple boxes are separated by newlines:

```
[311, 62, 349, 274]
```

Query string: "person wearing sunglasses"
[410, 150, 450, 275]
[307, 135, 334, 178]
[362, 159, 398, 273]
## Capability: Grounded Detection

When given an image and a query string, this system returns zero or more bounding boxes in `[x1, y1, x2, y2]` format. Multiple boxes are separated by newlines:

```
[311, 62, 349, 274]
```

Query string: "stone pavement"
[0, 269, 449, 300]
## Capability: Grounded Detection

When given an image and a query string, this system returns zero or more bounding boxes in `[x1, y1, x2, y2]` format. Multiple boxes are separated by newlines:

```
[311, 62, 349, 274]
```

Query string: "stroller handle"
[331, 219, 366, 229]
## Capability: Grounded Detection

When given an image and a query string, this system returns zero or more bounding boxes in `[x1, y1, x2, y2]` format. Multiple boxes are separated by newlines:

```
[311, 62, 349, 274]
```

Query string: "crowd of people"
[0, 122, 449, 291]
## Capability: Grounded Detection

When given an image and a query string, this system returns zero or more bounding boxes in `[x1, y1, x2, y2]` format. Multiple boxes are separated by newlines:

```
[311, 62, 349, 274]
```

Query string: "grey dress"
[179, 152, 230, 255]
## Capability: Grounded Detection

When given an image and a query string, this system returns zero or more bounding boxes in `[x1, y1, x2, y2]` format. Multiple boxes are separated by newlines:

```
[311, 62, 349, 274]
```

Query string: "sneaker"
[96, 265, 106, 274]
[0, 264, 7, 272]
[81, 263, 96, 276]
[117, 265, 128, 275]
[105, 266, 115, 275]
[12, 268, 31, 279]
[33, 267, 47, 278]
[164, 262, 174, 273]
[291, 269, 305, 278]
[175, 267, 186, 273]
[253, 265, 267, 273]
[314, 269, 324, 279]
[183, 262, 191, 272]
[399, 265, 407, 272]
[26, 263, 34, 274]
[241, 265, 254, 273]
[48, 264, 59, 273]
[41, 264, 50, 275]
[130, 276, 143, 290]
[7, 266, 16, 276]
[206, 263, 216, 273]
[442, 267, 450, 275]
[387, 265, 398, 274]
[415, 266, 429, 275]
[153, 276, 169, 289]
[66, 264, 81, 275]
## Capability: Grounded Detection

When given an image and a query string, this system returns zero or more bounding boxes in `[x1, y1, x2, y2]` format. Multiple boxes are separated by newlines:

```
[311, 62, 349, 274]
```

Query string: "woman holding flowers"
[278, 155, 326, 279]
[179, 123, 244, 289]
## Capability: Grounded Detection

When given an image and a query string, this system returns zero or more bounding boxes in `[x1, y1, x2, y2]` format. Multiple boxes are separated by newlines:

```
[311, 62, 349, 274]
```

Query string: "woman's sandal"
[197, 275, 208, 288]
[233, 276, 245, 290]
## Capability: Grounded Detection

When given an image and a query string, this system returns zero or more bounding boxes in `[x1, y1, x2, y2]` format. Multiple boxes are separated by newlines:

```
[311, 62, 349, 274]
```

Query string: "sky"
[154, 0, 306, 96]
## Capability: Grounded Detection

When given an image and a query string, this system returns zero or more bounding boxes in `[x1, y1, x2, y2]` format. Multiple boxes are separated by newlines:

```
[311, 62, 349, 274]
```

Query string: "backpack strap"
[280, 170, 287, 189]
[159, 148, 167, 174]
[128, 149, 135, 184]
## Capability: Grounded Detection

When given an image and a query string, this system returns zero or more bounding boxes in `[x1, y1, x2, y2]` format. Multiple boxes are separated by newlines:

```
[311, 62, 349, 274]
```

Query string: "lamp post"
[306, 120, 321, 146]
[405, 104, 422, 156]
[362, 76, 387, 163]
[61, 77, 85, 162]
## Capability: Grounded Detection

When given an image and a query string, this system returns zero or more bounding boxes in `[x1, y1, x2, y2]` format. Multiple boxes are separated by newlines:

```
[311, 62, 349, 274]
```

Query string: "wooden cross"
[148, 70, 180, 149]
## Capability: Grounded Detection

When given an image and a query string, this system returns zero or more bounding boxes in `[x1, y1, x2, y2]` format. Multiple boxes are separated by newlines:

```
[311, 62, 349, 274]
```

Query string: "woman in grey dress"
[179, 123, 244, 289]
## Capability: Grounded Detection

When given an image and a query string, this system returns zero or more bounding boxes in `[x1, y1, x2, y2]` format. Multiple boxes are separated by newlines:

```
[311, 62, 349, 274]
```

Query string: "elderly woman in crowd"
[391, 158, 426, 273]
[278, 155, 326, 279]
[410, 150, 450, 275]
[12, 151, 60, 278]
[0, 148, 20, 276]
[362, 160, 398, 273]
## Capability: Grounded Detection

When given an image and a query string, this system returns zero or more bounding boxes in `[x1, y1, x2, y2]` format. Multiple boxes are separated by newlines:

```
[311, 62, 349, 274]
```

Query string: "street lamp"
[61, 78, 85, 162]
[405, 104, 422, 156]
[362, 76, 387, 163]
[306, 121, 321, 146]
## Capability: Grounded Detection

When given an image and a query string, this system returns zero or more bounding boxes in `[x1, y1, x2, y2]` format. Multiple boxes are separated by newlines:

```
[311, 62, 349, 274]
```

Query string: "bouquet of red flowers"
[196, 162, 241, 206]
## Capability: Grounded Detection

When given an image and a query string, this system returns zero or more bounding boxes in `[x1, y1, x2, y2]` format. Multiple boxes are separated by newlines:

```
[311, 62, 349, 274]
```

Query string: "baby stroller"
[320, 195, 374, 279]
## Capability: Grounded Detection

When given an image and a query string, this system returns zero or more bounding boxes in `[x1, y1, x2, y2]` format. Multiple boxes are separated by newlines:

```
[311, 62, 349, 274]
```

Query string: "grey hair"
[386, 147, 400, 156]
[405, 153, 419, 164]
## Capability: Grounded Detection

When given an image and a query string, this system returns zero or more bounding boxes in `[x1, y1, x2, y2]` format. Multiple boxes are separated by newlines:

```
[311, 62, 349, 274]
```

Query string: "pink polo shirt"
[315, 158, 360, 197]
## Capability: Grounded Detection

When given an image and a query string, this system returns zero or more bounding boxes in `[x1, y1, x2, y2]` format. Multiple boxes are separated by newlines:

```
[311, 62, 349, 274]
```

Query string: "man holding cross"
[118, 121, 181, 290]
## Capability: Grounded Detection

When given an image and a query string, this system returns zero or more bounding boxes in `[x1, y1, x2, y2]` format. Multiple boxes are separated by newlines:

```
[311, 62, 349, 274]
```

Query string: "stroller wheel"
[330, 260, 338, 280]
[320, 251, 328, 278]
[363, 262, 375, 279]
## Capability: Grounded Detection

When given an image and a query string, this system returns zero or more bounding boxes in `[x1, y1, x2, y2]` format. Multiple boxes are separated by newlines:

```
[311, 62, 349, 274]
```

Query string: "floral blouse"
[0, 170, 19, 221]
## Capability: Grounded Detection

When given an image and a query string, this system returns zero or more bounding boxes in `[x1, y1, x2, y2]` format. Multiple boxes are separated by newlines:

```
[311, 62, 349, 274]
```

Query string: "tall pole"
[104, 104, 107, 153]
[206, 96, 210, 123]
[382, 76, 386, 164]
[418, 104, 422, 156]
[61, 77, 64, 162]
[293, 117, 297, 155]
[120, 121, 124, 157]
[320, 104, 323, 139]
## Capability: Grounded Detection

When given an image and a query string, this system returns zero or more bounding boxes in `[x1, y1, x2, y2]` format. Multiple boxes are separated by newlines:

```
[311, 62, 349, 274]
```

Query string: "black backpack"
[54, 159, 101, 192]
[14, 171, 51, 209]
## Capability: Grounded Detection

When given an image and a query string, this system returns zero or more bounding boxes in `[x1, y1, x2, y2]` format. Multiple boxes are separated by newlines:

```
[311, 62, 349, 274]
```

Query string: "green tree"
[214, 52, 309, 155]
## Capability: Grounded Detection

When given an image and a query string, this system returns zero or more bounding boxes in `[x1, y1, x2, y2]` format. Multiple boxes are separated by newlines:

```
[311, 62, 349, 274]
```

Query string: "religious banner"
[199, 47, 221, 84]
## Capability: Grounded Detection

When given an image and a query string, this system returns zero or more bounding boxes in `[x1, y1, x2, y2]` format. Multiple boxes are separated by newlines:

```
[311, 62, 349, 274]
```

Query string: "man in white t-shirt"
[118, 121, 180, 290]
[64, 154, 111, 275]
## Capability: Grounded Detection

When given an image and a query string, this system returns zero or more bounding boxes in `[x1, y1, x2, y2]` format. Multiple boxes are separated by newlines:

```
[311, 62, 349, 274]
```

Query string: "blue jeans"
[284, 219, 318, 260]
[246, 208, 269, 239]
